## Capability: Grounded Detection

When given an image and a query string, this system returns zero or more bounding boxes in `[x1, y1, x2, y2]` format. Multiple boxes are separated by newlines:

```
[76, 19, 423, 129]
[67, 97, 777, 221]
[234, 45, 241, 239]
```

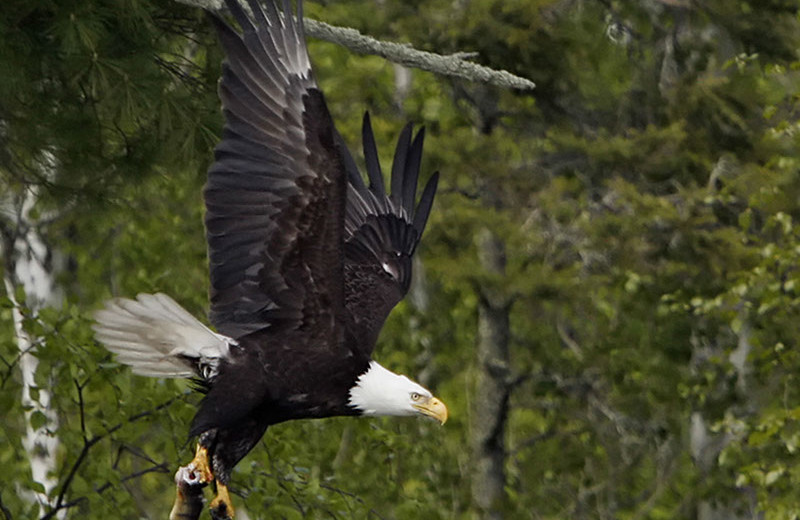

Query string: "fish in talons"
[169, 464, 206, 520]
[170, 442, 236, 520]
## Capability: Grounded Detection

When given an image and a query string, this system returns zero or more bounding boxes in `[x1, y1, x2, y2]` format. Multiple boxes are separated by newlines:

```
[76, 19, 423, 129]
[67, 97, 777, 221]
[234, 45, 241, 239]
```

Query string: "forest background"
[2, 0, 800, 519]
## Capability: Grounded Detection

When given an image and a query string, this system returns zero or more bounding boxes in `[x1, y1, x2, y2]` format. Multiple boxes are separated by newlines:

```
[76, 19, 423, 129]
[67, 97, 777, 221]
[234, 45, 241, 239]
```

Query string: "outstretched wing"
[338, 113, 439, 351]
[205, 0, 346, 341]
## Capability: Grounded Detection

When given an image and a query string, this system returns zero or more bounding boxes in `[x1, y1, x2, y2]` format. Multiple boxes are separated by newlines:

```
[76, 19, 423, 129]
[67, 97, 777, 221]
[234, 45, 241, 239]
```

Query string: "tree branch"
[42, 437, 99, 520]
[508, 427, 585, 458]
[41, 396, 182, 520]
[303, 19, 535, 90]
[175, 0, 536, 91]
[95, 463, 171, 494]
[0, 492, 12, 520]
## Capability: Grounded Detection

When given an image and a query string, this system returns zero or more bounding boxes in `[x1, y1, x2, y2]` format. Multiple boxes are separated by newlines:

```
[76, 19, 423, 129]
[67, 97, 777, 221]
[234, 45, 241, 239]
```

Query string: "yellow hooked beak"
[413, 396, 448, 425]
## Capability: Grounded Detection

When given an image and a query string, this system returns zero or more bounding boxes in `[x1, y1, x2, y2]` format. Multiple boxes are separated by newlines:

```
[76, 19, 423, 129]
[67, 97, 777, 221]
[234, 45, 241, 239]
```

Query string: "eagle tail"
[92, 293, 233, 379]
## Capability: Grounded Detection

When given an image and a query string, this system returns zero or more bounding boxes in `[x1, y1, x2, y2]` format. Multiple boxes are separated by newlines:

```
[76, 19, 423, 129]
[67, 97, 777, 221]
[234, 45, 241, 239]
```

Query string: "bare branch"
[42, 437, 99, 520]
[174, 0, 536, 91]
[303, 19, 535, 90]
[41, 396, 182, 520]
[74, 379, 87, 441]
[508, 427, 585, 458]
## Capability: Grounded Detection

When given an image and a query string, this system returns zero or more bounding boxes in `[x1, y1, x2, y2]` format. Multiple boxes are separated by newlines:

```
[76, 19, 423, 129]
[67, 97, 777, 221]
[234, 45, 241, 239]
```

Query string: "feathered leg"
[207, 419, 269, 520]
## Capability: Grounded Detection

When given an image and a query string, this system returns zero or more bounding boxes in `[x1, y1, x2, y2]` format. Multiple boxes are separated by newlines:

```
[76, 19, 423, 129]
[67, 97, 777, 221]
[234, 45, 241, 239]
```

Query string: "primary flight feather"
[92, 0, 444, 517]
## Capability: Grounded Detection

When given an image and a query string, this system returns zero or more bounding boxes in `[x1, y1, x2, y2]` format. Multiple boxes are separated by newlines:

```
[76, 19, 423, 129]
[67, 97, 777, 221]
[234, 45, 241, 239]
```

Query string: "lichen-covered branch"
[175, 0, 536, 91]
[302, 19, 535, 90]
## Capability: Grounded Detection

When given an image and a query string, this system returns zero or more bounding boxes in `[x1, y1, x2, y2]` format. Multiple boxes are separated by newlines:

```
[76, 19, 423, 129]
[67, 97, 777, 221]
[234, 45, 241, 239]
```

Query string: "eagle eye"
[411, 392, 421, 401]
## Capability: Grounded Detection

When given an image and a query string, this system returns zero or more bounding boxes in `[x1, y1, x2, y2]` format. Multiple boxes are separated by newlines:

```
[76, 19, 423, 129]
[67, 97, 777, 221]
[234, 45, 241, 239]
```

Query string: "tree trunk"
[1, 184, 63, 518]
[471, 228, 510, 520]
[690, 312, 757, 520]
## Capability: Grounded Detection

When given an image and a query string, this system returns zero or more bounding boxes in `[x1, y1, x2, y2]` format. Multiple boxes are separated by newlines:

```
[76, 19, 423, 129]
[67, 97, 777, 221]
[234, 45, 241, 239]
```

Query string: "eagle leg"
[209, 482, 235, 520]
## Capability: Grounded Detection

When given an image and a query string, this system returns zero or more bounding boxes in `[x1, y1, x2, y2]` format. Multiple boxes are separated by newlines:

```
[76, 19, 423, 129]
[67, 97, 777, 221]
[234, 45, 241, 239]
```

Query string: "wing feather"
[342, 113, 439, 352]
[412, 171, 439, 237]
[205, 0, 347, 340]
[389, 123, 412, 210]
[362, 113, 386, 196]
[402, 129, 425, 213]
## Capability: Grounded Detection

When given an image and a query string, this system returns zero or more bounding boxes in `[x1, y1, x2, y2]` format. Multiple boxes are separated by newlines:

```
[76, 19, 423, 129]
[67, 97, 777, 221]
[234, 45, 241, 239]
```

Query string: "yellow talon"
[189, 443, 214, 484]
[210, 482, 235, 519]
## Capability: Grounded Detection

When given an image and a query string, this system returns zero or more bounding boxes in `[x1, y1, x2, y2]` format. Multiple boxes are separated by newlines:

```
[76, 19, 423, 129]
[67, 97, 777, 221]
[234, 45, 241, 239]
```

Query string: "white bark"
[2, 173, 63, 517]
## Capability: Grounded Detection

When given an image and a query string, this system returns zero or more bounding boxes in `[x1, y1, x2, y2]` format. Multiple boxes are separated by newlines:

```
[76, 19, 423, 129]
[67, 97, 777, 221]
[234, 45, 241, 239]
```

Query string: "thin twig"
[74, 379, 87, 441]
[507, 427, 585, 457]
[41, 396, 181, 520]
[256, 468, 387, 520]
[0, 351, 23, 388]
[42, 437, 100, 519]
[94, 463, 171, 494]
[319, 483, 386, 520]
[0, 492, 12, 520]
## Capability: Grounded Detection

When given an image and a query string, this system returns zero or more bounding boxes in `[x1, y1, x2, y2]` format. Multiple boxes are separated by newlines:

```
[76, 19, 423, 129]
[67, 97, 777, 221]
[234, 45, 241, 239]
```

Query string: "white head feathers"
[348, 361, 448, 424]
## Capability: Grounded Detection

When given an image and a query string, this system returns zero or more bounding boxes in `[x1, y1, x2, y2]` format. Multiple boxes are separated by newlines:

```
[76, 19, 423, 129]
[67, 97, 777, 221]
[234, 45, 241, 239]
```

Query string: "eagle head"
[348, 361, 448, 424]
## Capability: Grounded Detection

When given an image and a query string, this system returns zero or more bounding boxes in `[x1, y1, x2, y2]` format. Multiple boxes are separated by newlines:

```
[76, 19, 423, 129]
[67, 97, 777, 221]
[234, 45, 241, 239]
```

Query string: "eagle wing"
[338, 113, 439, 353]
[205, 0, 346, 342]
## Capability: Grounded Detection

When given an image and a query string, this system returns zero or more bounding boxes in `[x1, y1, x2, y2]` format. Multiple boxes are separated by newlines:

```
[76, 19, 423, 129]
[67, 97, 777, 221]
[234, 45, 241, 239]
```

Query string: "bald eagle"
[92, 0, 445, 517]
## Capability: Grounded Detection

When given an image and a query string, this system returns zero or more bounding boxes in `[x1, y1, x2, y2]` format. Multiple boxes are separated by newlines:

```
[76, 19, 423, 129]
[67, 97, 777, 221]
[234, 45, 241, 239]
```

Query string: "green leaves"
[2, 0, 800, 518]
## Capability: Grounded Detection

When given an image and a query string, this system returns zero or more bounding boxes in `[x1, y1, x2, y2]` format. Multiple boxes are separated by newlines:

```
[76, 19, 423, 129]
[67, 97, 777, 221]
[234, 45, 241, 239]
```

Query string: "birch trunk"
[1, 183, 63, 518]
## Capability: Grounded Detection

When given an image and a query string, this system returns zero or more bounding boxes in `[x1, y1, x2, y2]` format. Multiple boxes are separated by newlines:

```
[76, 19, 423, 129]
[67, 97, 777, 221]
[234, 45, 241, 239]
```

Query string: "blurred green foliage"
[2, 0, 800, 518]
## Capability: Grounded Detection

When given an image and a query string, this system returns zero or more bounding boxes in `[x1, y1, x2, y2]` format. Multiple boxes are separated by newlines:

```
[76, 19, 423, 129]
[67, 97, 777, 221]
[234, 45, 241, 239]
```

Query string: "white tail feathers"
[92, 293, 233, 379]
